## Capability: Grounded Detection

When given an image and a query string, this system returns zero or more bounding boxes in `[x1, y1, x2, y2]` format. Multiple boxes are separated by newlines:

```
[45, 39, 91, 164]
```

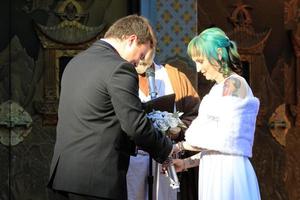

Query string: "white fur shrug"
[185, 94, 260, 157]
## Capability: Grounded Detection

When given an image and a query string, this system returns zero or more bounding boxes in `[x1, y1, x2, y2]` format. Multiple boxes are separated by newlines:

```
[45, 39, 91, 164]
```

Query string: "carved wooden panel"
[286, 3, 300, 197]
[285, 127, 300, 200]
[34, 0, 106, 125]
[285, 0, 300, 198]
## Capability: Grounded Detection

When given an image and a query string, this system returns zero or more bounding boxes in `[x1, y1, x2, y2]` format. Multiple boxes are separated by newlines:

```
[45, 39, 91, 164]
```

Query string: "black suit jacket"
[48, 40, 172, 199]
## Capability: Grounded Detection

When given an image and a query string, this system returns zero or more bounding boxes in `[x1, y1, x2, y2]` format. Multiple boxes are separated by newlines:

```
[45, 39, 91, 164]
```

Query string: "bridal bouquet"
[147, 110, 186, 190]
[147, 110, 186, 134]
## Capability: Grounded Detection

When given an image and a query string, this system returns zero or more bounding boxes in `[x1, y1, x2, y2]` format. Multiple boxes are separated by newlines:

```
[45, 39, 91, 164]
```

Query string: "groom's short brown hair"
[104, 14, 157, 48]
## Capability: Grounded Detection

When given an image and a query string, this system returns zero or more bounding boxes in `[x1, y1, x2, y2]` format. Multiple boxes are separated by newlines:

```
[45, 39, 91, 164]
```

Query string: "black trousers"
[54, 191, 113, 200]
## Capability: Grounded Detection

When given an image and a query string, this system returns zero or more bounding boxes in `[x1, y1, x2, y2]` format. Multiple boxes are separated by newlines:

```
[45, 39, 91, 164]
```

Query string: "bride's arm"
[175, 141, 202, 152]
[184, 152, 201, 169]
[173, 153, 201, 172]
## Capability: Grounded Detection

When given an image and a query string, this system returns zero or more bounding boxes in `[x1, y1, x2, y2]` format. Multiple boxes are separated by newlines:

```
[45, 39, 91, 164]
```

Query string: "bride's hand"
[173, 159, 186, 172]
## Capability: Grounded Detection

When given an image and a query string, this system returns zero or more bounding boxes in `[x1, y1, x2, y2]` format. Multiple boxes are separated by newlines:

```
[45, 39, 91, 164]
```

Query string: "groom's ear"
[126, 34, 138, 46]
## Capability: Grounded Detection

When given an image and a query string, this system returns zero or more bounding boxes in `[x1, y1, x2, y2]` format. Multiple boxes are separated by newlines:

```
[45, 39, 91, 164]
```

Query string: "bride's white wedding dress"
[185, 74, 261, 200]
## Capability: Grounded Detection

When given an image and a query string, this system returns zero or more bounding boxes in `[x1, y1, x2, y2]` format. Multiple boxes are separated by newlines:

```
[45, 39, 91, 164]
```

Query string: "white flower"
[147, 110, 186, 134]
[153, 119, 169, 132]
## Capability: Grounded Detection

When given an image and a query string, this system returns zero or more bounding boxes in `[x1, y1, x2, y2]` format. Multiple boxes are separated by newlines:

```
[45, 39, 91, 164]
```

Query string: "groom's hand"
[161, 156, 172, 174]
[168, 143, 180, 157]
[167, 127, 181, 140]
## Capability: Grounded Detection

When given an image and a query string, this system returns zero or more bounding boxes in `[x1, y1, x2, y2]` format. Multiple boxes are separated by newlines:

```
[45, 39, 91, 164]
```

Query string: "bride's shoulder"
[222, 74, 250, 98]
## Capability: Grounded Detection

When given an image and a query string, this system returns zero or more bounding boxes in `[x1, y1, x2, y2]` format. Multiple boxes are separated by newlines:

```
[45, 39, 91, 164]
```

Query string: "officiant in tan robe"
[126, 48, 200, 200]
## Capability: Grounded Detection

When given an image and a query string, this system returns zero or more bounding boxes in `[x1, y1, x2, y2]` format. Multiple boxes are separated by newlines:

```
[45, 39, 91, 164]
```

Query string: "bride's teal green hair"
[187, 27, 241, 76]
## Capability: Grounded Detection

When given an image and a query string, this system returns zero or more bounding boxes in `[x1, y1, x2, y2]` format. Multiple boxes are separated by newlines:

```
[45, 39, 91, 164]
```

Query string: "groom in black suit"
[48, 15, 174, 200]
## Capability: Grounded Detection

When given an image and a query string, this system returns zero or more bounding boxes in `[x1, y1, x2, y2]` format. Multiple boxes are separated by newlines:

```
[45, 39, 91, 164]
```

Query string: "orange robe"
[164, 64, 200, 134]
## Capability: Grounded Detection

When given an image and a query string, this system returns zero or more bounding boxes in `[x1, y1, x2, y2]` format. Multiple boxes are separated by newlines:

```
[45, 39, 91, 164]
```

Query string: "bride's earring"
[218, 53, 222, 61]
[217, 48, 222, 61]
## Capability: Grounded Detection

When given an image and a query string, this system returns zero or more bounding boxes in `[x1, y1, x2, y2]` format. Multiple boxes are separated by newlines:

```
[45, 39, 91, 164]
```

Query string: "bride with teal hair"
[172, 27, 261, 200]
